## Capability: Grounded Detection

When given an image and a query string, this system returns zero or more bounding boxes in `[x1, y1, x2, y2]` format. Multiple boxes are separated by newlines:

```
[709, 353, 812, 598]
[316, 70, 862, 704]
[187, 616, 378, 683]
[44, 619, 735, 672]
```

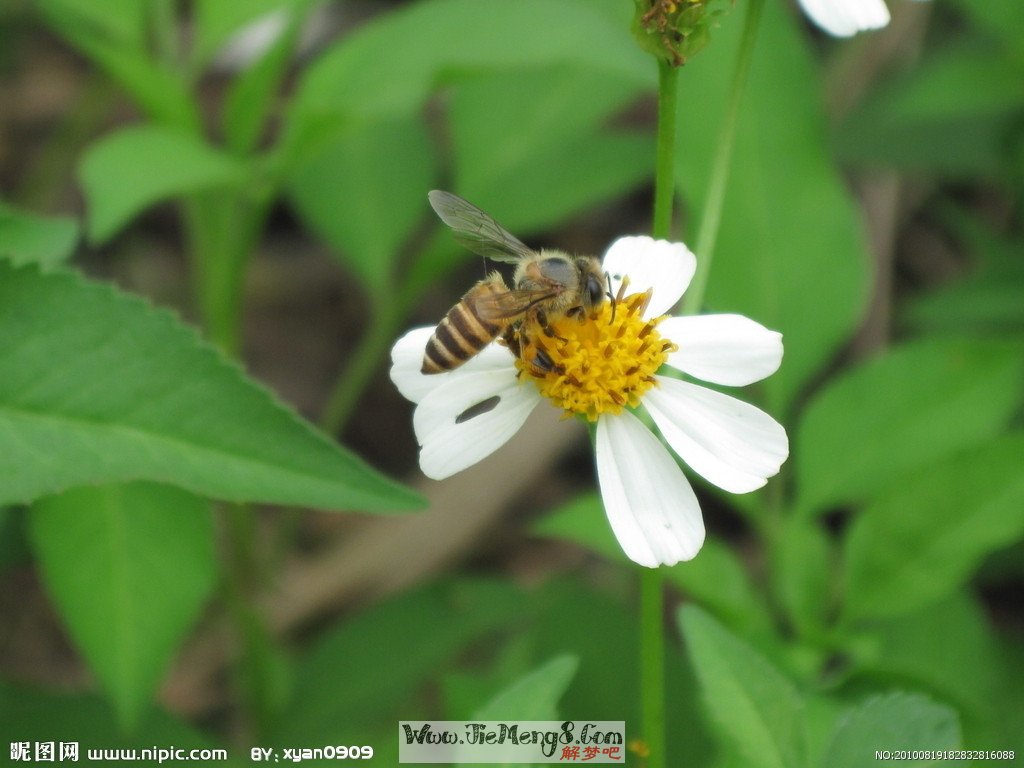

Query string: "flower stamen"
[514, 289, 677, 421]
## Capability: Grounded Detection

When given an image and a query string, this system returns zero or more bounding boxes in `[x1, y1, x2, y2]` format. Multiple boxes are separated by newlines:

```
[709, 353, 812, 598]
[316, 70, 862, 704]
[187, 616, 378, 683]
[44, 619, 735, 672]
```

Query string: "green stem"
[150, 0, 179, 69]
[319, 298, 401, 435]
[652, 61, 679, 240]
[682, 0, 765, 315]
[184, 189, 270, 354]
[641, 567, 666, 768]
[638, 55, 680, 768]
[182, 183, 275, 736]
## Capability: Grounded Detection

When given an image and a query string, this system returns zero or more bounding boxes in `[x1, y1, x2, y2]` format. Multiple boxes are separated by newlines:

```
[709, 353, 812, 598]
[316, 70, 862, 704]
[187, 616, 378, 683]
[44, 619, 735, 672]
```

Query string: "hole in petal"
[455, 395, 502, 424]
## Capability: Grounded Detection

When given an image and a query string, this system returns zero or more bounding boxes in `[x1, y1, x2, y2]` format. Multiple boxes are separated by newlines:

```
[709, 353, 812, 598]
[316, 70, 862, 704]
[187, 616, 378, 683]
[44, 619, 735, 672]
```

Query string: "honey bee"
[422, 190, 608, 375]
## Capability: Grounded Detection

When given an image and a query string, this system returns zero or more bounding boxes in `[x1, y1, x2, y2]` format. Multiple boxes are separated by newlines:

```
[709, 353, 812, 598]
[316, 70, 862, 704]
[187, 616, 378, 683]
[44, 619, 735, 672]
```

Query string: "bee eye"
[585, 275, 604, 307]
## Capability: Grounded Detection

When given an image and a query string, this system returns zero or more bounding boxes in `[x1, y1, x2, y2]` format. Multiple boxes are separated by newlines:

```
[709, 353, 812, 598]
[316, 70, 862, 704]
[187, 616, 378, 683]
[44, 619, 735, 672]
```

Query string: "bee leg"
[529, 346, 564, 377]
[537, 310, 569, 342]
[567, 305, 596, 325]
[501, 324, 522, 359]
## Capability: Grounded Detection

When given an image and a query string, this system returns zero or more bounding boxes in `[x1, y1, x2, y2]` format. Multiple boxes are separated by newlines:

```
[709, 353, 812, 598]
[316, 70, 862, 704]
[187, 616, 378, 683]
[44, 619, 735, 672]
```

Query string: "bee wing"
[428, 190, 535, 264]
[469, 286, 559, 323]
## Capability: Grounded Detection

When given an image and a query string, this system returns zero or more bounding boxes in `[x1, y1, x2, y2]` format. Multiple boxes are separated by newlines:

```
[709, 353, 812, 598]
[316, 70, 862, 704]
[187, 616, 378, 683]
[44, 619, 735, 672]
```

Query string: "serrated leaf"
[0, 262, 422, 511]
[79, 126, 248, 243]
[30, 483, 215, 731]
[285, 116, 436, 295]
[820, 693, 960, 768]
[676, 0, 870, 414]
[679, 605, 805, 768]
[795, 338, 1024, 516]
[0, 202, 78, 267]
[843, 435, 1024, 622]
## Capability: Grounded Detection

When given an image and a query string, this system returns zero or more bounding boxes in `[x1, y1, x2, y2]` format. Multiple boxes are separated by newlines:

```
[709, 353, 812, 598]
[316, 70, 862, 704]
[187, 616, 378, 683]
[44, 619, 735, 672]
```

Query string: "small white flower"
[390, 236, 789, 568]
[796, 0, 927, 37]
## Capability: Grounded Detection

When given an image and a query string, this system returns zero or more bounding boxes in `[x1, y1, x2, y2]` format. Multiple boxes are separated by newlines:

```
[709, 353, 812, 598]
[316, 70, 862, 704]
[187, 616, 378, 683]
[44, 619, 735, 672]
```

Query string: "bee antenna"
[605, 271, 616, 324]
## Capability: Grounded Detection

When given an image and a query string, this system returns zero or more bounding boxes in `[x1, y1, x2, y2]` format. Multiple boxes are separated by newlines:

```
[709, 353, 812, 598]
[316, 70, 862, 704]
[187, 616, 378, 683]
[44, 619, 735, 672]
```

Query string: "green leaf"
[274, 580, 524, 742]
[819, 693, 960, 768]
[903, 206, 1024, 334]
[449, 64, 649, 218]
[531, 493, 618, 558]
[285, 116, 436, 295]
[945, 0, 1024, 58]
[405, 65, 653, 298]
[843, 435, 1024, 622]
[795, 338, 1024, 516]
[679, 605, 806, 768]
[534, 494, 769, 633]
[835, 43, 1024, 177]
[34, 0, 148, 53]
[193, 0, 302, 70]
[222, 7, 303, 155]
[79, 126, 249, 243]
[849, 593, 1001, 725]
[529, 579, 715, 765]
[773, 518, 834, 638]
[408, 129, 653, 301]
[35, 1, 199, 131]
[285, 0, 649, 159]
[0, 203, 78, 266]
[676, 0, 870, 414]
[0, 262, 422, 512]
[0, 507, 31, 571]
[473, 655, 578, 720]
[451, 656, 580, 768]
[30, 482, 215, 731]
[0, 682, 216, 748]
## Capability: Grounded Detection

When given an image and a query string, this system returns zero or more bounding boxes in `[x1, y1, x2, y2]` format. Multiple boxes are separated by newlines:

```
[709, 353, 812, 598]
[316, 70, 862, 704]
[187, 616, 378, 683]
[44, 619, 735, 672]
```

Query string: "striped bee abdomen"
[422, 279, 506, 374]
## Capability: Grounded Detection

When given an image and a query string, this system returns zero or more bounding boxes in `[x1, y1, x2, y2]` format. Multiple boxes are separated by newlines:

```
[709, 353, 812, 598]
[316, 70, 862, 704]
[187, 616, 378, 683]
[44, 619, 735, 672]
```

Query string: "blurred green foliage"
[0, 0, 1021, 765]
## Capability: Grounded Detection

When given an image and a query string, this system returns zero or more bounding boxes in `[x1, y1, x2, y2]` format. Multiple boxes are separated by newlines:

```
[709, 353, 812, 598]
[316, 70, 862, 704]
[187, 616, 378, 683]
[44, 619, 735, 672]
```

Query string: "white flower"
[390, 236, 789, 568]
[796, 0, 929, 37]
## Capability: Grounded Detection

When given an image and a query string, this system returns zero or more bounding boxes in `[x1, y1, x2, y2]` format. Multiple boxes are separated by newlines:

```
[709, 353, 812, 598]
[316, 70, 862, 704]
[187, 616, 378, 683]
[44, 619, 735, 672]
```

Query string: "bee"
[422, 190, 608, 375]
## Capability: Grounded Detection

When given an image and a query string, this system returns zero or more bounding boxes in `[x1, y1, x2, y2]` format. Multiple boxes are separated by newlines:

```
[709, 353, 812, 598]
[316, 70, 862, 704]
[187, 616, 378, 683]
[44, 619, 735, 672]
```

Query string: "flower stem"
[652, 60, 679, 240]
[682, 0, 765, 315]
[638, 56, 679, 768]
[320, 299, 400, 435]
[640, 567, 666, 768]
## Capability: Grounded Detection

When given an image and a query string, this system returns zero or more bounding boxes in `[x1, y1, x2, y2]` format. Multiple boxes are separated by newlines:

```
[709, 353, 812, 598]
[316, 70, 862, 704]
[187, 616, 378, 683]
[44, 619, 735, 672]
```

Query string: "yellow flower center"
[513, 290, 676, 421]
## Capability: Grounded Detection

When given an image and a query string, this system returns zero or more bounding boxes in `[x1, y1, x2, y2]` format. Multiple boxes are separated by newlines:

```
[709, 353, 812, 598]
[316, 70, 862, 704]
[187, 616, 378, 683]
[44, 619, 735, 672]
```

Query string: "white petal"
[413, 370, 539, 479]
[595, 410, 705, 567]
[645, 377, 789, 494]
[602, 236, 697, 319]
[390, 326, 517, 404]
[659, 314, 783, 386]
[797, 0, 890, 37]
